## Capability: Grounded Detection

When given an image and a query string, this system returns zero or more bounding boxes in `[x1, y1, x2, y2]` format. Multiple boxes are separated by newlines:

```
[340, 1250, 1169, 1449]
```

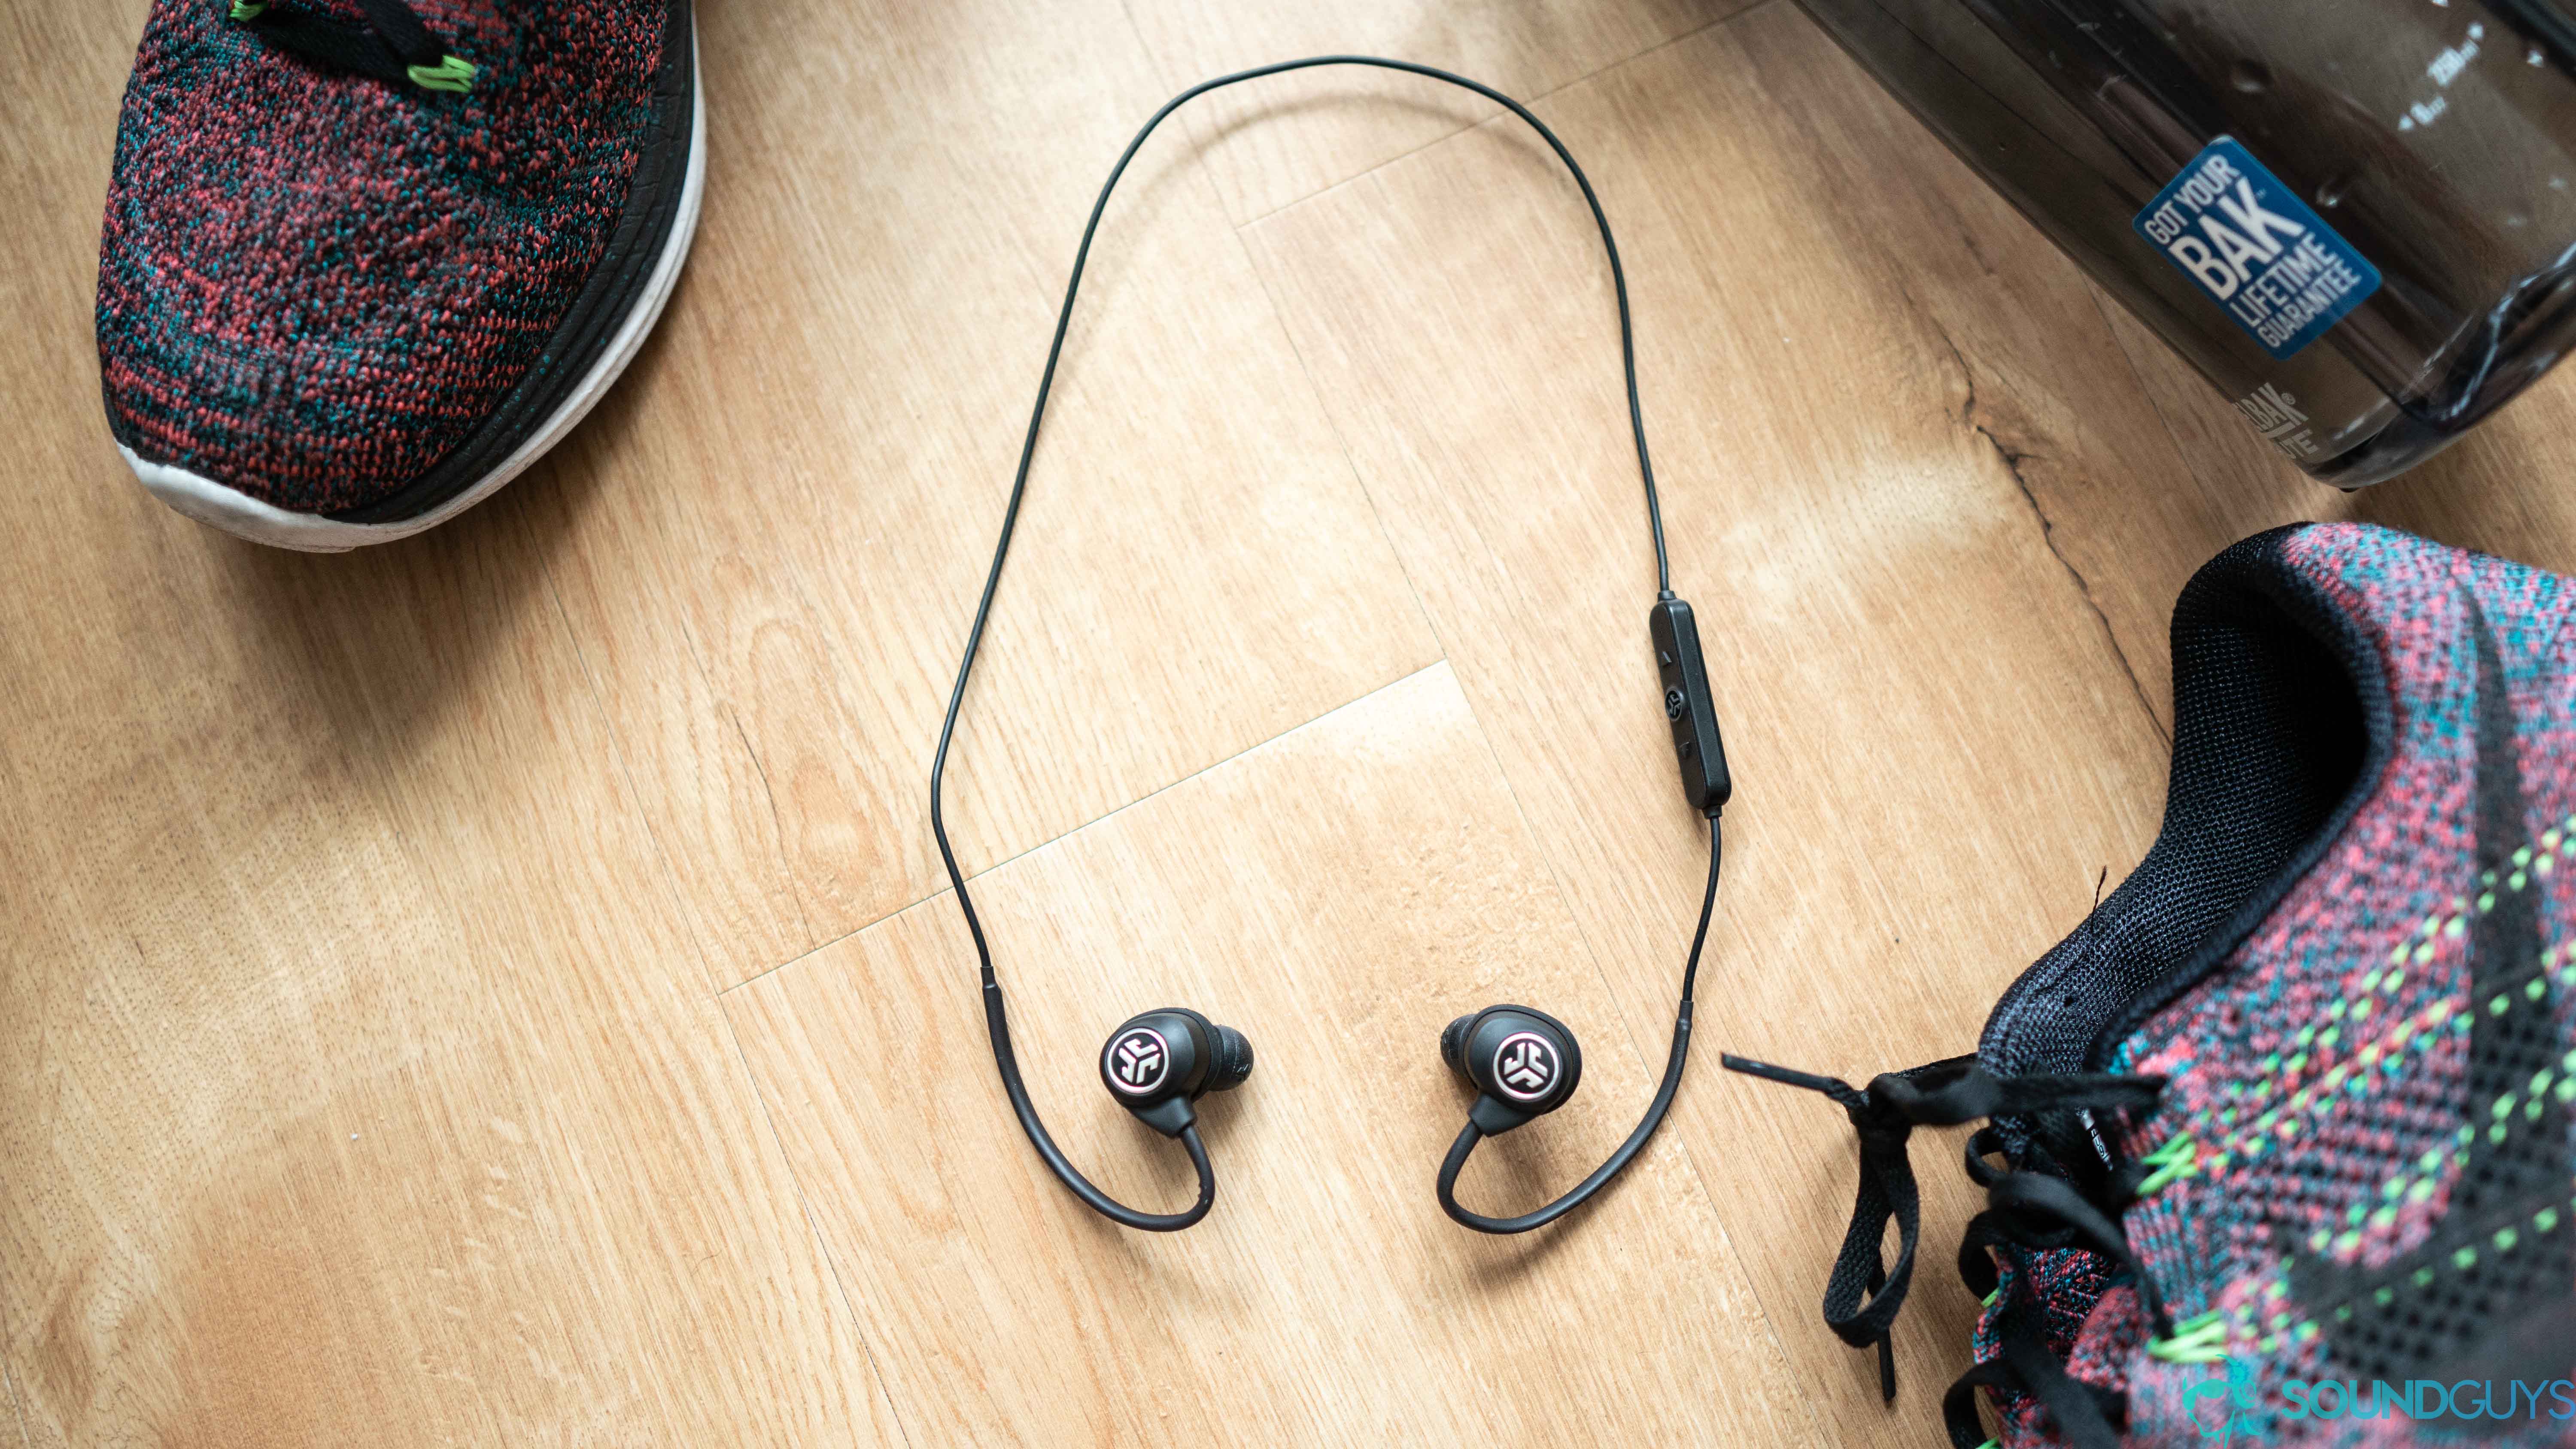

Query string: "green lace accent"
[2146, 1310, 2230, 1364]
[407, 54, 476, 92]
[2136, 1133, 2198, 1195]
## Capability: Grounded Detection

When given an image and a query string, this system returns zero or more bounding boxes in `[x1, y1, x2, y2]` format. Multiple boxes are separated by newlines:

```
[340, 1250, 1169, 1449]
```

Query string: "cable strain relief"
[1468, 1094, 1537, 1136]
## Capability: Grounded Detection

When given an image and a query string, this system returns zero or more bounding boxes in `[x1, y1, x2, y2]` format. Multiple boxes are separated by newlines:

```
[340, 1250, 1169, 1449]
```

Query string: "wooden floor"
[13, 1, 2576, 1444]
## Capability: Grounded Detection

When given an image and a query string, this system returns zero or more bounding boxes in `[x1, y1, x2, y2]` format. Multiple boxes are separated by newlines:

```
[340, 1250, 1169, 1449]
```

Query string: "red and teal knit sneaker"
[1731, 522, 2576, 1447]
[95, 0, 702, 551]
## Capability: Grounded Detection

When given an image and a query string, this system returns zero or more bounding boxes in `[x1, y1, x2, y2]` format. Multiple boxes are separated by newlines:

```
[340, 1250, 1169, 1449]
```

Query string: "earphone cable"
[932, 56, 1678, 1231]
[1437, 814, 1720, 1234]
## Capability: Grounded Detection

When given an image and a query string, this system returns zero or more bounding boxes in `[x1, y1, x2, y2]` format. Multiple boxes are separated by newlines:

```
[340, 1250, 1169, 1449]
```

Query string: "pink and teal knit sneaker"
[1732, 523, 2576, 1447]
[95, 0, 702, 550]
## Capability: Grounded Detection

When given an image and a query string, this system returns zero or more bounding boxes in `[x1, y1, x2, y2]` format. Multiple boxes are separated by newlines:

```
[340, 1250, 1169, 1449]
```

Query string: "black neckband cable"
[929, 56, 1732, 1235]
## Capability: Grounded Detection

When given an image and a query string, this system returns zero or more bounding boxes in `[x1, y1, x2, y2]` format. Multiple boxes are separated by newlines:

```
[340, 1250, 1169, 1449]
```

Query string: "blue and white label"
[2133, 137, 2380, 359]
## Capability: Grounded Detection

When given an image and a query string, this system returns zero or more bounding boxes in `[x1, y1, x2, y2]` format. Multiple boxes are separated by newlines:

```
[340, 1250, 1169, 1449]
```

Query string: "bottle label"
[2133, 137, 2381, 360]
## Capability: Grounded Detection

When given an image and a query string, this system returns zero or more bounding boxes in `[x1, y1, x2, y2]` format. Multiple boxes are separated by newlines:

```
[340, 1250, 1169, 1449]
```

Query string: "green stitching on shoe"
[408, 54, 476, 92]
[2138, 1134, 2198, 1195]
[2148, 1311, 2230, 1364]
[229, 0, 267, 17]
[2207, 995, 2454, 1173]
[2308, 1200, 2556, 1317]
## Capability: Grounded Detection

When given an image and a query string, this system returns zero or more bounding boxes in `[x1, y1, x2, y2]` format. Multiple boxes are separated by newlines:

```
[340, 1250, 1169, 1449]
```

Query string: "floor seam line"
[542, 575, 737, 995]
[1229, 7, 1746, 232]
[720, 658, 1454, 996]
[547, 567, 922, 1444]
[538, 566, 925, 1445]
[1213, 18, 1823, 1416]
[719, 1010, 923, 1449]
[1228, 204, 1453, 667]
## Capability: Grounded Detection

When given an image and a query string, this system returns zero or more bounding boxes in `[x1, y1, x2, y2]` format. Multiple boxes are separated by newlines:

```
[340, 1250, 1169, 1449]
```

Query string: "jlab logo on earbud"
[1491, 1032, 1558, 1101]
[1106, 1027, 1170, 1095]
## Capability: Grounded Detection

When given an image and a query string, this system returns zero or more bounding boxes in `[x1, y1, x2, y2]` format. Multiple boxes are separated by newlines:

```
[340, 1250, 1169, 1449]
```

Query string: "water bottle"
[1794, 0, 2576, 485]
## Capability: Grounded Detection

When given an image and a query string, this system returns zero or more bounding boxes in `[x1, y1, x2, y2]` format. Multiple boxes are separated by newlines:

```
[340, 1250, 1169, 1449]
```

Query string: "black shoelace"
[228, 0, 476, 93]
[1724, 1053, 2169, 1449]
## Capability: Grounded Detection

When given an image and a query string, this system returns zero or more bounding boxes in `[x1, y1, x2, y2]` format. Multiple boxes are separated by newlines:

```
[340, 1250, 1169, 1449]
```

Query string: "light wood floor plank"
[1730, 10, 2218, 734]
[24, 0, 2576, 1442]
[2093, 299, 2576, 597]
[1124, 0, 1750, 226]
[0, 7, 902, 1443]
[1242, 10, 2175, 1440]
[0, 525, 908, 1445]
[541, 0, 1444, 987]
[2, 1341, 29, 1449]
[728, 663, 1817, 1446]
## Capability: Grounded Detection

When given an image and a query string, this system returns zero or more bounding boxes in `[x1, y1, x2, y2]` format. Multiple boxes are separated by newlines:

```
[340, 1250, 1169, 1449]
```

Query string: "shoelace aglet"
[1720, 1052, 1862, 1101]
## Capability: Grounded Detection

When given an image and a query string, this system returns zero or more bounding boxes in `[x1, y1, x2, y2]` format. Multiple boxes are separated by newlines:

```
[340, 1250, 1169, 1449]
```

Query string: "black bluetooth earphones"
[929, 56, 1731, 1235]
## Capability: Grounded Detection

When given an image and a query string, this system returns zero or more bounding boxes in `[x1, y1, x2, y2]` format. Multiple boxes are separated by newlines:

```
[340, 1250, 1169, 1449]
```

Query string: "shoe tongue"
[1977, 524, 2388, 1099]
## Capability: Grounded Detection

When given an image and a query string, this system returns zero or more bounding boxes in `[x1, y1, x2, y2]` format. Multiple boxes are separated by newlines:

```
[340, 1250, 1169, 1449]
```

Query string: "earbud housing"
[1440, 1003, 1583, 1133]
[1100, 1008, 1253, 1136]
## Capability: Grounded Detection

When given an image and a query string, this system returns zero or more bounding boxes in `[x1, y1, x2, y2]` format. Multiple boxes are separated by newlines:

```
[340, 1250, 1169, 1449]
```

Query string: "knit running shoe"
[1732, 522, 2576, 1447]
[96, 0, 702, 550]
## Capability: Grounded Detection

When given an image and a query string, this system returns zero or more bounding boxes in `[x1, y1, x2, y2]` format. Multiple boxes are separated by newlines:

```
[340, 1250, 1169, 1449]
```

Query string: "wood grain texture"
[728, 664, 1815, 1446]
[0, 6, 895, 1446]
[1124, 0, 1750, 225]
[2084, 300, 2576, 602]
[12, 0, 2576, 1443]
[543, 0, 1443, 988]
[0, 501, 907, 1442]
[1241, 12, 2173, 1437]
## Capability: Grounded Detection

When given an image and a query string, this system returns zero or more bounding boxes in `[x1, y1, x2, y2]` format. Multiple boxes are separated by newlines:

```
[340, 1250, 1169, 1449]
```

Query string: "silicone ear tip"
[1206, 1025, 1255, 1092]
[1439, 1014, 1477, 1076]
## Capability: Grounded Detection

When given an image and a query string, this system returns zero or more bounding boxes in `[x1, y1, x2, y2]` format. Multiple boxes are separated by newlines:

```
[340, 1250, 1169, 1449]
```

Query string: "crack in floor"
[1931, 319, 2172, 747]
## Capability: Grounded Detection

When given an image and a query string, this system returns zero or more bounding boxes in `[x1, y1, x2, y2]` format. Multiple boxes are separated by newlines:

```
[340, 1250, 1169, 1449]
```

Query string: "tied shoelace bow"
[1722, 1053, 2171, 1449]
[228, 0, 477, 93]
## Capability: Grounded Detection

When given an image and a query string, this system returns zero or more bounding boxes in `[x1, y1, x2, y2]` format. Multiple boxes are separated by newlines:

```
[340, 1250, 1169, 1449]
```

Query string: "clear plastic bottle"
[1794, 0, 2576, 484]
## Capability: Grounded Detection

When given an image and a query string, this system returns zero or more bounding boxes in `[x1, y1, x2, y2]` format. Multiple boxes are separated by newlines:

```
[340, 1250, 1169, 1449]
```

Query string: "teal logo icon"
[2190, 1356, 2265, 1444]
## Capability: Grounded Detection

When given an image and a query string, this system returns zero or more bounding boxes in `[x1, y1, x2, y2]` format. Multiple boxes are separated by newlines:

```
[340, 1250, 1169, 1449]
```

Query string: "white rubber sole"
[124, 36, 706, 553]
